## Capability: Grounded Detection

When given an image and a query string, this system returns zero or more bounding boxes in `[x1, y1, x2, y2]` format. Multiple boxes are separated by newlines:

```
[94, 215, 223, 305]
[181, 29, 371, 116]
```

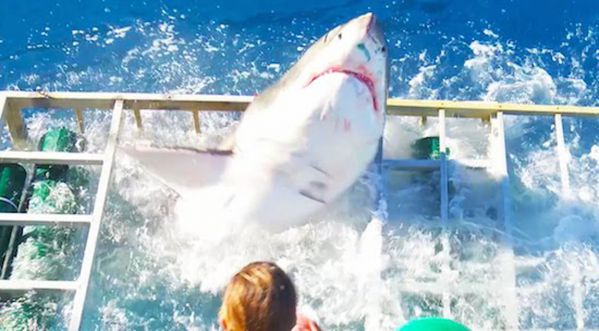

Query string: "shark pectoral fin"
[120, 145, 232, 197]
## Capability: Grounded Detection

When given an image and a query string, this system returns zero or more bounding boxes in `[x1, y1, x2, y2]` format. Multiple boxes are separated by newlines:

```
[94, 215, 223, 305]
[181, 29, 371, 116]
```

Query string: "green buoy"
[0, 163, 27, 278]
[0, 164, 27, 213]
[27, 127, 84, 214]
[397, 317, 470, 331]
[410, 136, 456, 203]
[34, 127, 79, 182]
[2, 127, 88, 330]
[14, 127, 87, 272]
[9, 128, 85, 273]
[411, 136, 450, 160]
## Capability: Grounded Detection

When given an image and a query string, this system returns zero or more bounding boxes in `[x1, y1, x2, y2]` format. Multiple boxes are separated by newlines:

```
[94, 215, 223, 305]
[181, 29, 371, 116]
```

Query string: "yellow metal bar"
[133, 107, 143, 131]
[1, 91, 251, 112]
[0, 96, 28, 148]
[2, 91, 597, 118]
[387, 98, 599, 117]
[74, 108, 85, 133]
[192, 110, 201, 134]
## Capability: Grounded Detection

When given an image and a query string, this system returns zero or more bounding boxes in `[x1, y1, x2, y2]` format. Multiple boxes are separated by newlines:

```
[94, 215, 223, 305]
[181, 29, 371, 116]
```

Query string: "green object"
[411, 137, 450, 160]
[0, 163, 27, 280]
[34, 127, 79, 181]
[12, 127, 87, 274]
[0, 163, 27, 213]
[29, 127, 85, 214]
[398, 317, 470, 331]
[410, 137, 455, 210]
[1, 128, 88, 327]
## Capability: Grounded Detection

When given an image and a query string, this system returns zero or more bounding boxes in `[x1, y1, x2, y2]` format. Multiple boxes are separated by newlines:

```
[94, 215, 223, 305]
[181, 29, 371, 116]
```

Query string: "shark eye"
[381, 46, 386, 53]
[338, 33, 342, 40]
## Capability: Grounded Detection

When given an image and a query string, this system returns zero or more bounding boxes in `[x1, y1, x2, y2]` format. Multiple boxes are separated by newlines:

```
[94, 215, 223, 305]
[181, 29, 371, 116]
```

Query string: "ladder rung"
[0, 213, 92, 226]
[0, 151, 103, 165]
[0, 280, 78, 292]
[383, 159, 440, 170]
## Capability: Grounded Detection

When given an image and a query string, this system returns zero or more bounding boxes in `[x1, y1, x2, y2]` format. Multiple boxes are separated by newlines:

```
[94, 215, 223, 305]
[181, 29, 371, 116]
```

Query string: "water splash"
[0, 5, 597, 330]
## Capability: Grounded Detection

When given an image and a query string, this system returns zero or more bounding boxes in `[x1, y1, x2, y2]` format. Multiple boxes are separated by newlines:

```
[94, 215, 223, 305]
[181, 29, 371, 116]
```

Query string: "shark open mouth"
[307, 67, 378, 112]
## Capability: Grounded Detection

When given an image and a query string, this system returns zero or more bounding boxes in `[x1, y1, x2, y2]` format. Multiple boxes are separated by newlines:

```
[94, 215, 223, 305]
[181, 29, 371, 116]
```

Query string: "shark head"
[122, 14, 389, 234]
[280, 13, 389, 115]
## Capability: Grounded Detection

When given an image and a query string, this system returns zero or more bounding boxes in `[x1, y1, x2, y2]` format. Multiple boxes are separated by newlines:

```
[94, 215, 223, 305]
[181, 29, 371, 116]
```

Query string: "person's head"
[219, 261, 298, 331]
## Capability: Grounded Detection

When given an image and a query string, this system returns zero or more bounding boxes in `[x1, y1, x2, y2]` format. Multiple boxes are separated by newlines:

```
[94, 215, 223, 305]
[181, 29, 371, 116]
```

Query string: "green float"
[411, 136, 450, 160]
[27, 127, 83, 215]
[12, 127, 88, 278]
[0, 163, 27, 278]
[410, 136, 456, 200]
[398, 317, 470, 331]
[0, 164, 27, 213]
[0, 127, 89, 330]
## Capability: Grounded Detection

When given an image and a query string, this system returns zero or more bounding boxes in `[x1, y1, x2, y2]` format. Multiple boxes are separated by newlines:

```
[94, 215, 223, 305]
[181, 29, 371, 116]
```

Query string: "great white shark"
[122, 13, 389, 234]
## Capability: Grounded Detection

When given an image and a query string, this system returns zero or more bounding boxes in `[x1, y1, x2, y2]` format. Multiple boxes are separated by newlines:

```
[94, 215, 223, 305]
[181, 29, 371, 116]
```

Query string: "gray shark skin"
[122, 13, 389, 236]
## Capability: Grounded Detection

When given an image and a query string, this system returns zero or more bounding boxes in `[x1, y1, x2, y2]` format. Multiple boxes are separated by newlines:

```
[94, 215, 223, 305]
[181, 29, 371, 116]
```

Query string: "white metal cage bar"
[437, 108, 452, 318]
[554, 114, 584, 330]
[438, 108, 449, 225]
[492, 112, 519, 330]
[554, 114, 572, 197]
[0, 213, 92, 226]
[0, 91, 597, 330]
[0, 151, 103, 166]
[0, 280, 79, 292]
[68, 99, 124, 331]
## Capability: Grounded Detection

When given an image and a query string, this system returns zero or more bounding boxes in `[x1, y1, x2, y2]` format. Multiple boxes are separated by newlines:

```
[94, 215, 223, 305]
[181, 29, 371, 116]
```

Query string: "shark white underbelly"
[199, 73, 382, 230]
[122, 12, 389, 234]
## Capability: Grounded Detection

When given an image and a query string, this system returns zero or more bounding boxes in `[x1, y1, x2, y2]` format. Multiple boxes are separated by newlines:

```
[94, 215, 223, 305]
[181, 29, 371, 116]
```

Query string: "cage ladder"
[381, 109, 457, 319]
[0, 96, 124, 331]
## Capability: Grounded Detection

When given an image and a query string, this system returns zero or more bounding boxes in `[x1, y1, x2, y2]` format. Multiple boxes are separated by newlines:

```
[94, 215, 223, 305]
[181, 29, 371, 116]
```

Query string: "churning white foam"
[1, 14, 598, 330]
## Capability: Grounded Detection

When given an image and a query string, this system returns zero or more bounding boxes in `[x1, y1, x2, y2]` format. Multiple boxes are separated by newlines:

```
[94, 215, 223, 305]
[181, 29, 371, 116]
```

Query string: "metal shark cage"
[0, 91, 597, 330]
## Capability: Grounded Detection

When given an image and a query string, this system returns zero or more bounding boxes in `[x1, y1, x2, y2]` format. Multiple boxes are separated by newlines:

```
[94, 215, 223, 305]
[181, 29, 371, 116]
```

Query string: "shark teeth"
[307, 67, 378, 112]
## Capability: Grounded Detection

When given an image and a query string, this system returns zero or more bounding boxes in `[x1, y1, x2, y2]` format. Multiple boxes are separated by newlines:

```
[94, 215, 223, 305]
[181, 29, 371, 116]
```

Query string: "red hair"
[219, 261, 297, 331]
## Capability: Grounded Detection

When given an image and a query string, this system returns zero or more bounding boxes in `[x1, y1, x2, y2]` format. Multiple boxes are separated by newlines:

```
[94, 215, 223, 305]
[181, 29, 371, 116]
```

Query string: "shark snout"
[364, 13, 376, 33]
[358, 12, 374, 26]
[355, 12, 375, 33]
[356, 12, 385, 45]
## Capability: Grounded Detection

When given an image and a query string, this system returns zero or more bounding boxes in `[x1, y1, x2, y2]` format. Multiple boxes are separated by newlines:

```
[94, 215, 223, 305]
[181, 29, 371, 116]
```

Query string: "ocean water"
[0, 0, 598, 330]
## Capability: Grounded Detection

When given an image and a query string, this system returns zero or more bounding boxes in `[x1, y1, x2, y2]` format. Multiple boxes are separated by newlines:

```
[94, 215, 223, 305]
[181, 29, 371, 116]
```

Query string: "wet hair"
[219, 261, 298, 331]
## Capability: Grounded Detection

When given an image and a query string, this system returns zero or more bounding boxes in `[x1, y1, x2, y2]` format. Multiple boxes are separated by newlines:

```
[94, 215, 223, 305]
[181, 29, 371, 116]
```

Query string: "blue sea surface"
[1, 0, 597, 101]
[0, 1, 598, 330]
